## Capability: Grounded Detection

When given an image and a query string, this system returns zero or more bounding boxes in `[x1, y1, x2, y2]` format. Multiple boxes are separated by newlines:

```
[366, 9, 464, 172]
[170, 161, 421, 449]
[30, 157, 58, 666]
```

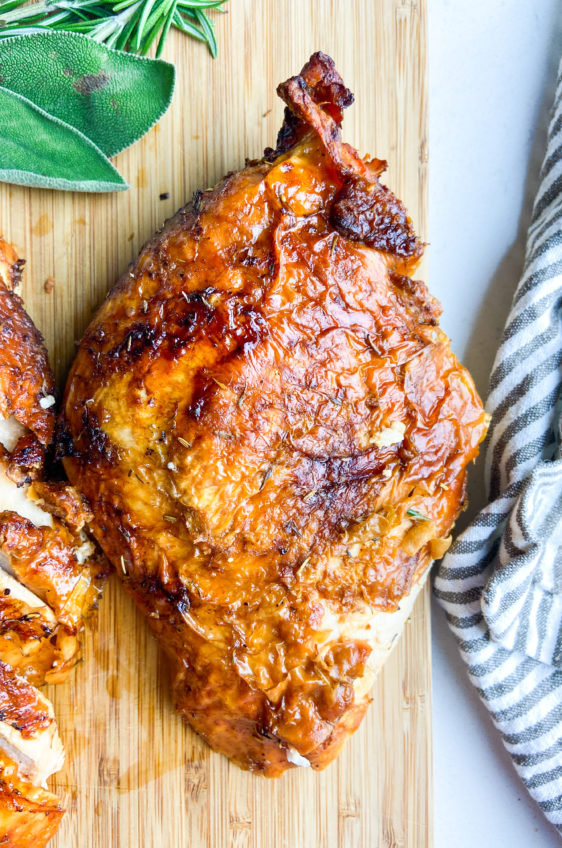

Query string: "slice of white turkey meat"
[0, 417, 53, 528]
[0, 415, 56, 640]
[0, 418, 64, 785]
[0, 568, 56, 627]
[0, 415, 24, 453]
[0, 661, 64, 786]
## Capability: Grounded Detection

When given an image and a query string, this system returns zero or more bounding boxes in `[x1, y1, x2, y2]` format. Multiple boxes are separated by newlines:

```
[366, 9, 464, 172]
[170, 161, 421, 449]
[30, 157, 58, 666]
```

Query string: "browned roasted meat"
[0, 661, 63, 786]
[60, 53, 489, 776]
[0, 751, 63, 848]
[0, 238, 107, 844]
[0, 239, 106, 686]
[0, 239, 54, 455]
[0, 658, 64, 848]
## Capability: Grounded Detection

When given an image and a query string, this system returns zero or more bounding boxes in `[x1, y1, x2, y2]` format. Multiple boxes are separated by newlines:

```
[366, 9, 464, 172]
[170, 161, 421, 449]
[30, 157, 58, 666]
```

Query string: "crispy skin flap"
[275, 52, 354, 153]
[275, 53, 422, 269]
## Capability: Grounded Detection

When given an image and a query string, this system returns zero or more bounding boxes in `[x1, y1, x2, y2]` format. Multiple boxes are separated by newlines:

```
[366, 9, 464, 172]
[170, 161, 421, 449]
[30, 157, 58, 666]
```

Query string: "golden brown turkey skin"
[60, 53, 489, 775]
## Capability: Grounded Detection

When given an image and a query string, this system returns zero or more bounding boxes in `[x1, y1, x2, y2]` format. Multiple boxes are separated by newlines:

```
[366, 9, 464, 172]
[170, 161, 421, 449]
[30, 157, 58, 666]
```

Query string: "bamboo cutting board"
[0, 1, 431, 845]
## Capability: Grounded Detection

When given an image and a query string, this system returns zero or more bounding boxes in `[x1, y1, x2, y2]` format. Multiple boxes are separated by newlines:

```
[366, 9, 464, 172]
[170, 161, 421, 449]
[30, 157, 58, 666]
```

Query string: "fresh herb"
[296, 557, 310, 576]
[366, 333, 381, 355]
[0, 31, 174, 157]
[407, 507, 429, 522]
[0, 31, 174, 191]
[0, 0, 226, 58]
[0, 85, 127, 190]
[259, 466, 273, 491]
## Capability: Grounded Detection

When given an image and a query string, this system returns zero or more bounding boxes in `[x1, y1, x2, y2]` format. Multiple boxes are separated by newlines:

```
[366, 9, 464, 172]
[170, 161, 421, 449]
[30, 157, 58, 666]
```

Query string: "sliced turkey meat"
[0, 236, 107, 846]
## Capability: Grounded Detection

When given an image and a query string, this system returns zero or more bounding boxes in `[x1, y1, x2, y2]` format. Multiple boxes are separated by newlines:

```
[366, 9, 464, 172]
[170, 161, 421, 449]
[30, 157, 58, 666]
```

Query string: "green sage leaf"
[0, 31, 175, 157]
[0, 85, 128, 192]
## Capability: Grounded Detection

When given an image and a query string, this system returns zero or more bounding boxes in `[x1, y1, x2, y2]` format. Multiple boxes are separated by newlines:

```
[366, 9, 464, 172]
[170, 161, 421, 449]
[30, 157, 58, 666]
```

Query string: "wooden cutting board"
[0, 1, 431, 845]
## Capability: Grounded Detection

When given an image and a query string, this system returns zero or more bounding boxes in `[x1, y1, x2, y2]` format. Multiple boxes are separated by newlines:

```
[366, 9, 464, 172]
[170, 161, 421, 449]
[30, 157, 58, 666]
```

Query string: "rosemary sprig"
[0, 0, 226, 57]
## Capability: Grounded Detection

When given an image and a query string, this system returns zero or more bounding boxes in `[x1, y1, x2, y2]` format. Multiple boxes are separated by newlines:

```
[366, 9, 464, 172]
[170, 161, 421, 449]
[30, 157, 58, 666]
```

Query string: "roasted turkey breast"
[0, 238, 107, 846]
[60, 53, 489, 776]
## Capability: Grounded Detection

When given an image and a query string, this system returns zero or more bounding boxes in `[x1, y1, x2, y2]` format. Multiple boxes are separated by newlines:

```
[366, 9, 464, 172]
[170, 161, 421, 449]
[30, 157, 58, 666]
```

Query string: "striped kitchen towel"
[434, 58, 562, 833]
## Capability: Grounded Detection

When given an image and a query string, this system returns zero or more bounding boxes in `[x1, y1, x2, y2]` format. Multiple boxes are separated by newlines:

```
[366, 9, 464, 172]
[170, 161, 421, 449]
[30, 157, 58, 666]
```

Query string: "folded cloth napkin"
[434, 59, 562, 832]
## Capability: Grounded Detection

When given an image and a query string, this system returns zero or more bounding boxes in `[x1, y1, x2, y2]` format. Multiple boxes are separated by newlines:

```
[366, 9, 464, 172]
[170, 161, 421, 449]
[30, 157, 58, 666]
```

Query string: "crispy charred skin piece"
[60, 53, 489, 776]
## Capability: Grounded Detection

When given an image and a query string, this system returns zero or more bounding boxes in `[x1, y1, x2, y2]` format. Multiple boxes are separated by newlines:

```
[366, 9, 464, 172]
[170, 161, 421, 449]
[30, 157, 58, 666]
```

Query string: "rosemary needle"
[406, 507, 429, 522]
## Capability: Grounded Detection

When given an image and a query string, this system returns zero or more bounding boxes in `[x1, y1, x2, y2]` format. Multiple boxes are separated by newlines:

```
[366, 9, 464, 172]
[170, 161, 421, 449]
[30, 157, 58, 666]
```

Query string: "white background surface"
[428, 2, 561, 846]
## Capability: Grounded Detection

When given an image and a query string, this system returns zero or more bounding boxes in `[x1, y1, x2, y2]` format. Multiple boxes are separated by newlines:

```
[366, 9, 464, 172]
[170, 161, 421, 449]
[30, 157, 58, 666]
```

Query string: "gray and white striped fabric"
[434, 59, 562, 833]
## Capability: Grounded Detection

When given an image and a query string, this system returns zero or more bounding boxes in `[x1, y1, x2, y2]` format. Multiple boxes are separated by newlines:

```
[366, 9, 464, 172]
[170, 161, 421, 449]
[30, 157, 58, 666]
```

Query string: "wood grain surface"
[0, 1, 431, 845]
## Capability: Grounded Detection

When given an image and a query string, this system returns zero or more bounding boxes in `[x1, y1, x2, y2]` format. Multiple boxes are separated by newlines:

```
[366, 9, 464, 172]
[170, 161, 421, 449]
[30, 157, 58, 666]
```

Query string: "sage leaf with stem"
[0, 85, 127, 191]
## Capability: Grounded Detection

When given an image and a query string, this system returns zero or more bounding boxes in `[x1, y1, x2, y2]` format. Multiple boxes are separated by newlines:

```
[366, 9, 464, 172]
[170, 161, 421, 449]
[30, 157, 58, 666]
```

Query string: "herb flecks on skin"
[0, 0, 227, 58]
[406, 507, 429, 522]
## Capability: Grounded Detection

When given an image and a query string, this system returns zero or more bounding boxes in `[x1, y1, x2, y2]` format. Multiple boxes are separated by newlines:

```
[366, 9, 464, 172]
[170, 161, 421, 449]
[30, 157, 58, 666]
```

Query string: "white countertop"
[429, 2, 561, 845]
